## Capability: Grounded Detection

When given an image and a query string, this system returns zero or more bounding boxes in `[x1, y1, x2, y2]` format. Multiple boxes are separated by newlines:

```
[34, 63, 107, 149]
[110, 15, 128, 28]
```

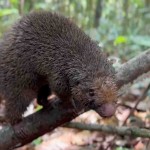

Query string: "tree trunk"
[93, 0, 103, 28]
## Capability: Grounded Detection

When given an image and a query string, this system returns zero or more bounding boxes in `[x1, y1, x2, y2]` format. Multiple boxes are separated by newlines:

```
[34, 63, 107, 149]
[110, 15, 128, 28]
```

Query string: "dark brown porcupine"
[0, 11, 118, 124]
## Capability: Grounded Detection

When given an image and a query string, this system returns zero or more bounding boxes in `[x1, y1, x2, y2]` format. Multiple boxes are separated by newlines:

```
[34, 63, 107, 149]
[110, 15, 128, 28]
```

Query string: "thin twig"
[123, 83, 150, 125]
[65, 122, 150, 138]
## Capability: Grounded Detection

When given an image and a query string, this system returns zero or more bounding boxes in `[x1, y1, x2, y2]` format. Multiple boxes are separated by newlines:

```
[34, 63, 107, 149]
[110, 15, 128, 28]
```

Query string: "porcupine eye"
[89, 89, 95, 97]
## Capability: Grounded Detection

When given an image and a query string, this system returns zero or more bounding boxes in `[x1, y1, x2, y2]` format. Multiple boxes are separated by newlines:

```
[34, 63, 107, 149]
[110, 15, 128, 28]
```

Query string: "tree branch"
[0, 49, 150, 149]
[116, 49, 150, 87]
[0, 100, 77, 150]
[65, 122, 150, 138]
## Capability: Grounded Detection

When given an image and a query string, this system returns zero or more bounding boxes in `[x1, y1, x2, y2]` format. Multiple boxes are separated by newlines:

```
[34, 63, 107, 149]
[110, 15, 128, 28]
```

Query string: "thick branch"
[116, 49, 150, 87]
[0, 101, 77, 150]
[0, 49, 150, 149]
[65, 122, 150, 138]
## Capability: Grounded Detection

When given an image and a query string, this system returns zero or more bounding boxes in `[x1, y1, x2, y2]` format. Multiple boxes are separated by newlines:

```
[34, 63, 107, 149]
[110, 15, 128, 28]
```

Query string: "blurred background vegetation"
[0, 0, 150, 60]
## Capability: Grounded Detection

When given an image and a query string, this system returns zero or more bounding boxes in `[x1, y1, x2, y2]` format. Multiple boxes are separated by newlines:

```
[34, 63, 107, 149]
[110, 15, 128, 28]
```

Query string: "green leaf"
[35, 105, 43, 111]
[32, 137, 42, 146]
[0, 8, 18, 17]
[114, 36, 127, 45]
[116, 147, 133, 150]
[10, 0, 19, 8]
[34, 3, 48, 10]
[130, 35, 150, 47]
[132, 0, 144, 7]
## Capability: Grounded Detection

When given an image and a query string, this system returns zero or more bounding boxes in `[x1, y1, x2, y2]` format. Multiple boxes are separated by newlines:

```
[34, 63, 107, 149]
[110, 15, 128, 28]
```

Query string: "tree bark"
[18, 0, 24, 16]
[116, 49, 150, 87]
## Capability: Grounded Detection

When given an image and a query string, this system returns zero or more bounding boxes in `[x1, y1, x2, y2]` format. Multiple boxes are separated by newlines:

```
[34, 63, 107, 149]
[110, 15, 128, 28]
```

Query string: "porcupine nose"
[95, 103, 116, 117]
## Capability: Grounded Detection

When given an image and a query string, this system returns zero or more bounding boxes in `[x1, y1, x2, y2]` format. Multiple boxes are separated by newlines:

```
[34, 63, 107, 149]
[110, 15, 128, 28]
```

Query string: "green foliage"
[114, 36, 128, 46]
[0, 0, 149, 60]
[0, 8, 18, 16]
[35, 105, 43, 111]
[116, 147, 133, 150]
[32, 137, 42, 146]
[9, 0, 19, 8]
[130, 35, 150, 47]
